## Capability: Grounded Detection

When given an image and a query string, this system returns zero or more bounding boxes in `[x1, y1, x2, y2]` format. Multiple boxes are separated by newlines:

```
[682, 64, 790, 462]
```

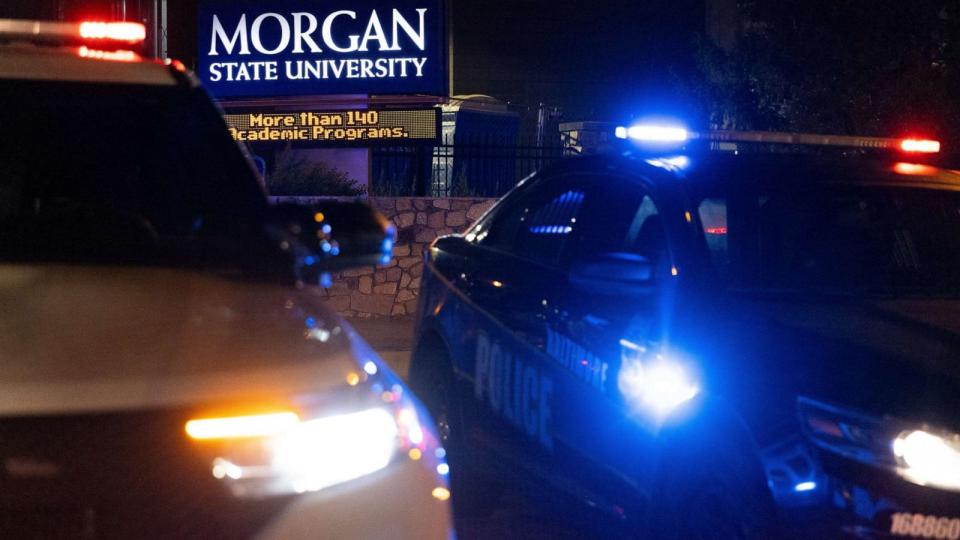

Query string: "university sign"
[198, 0, 447, 98]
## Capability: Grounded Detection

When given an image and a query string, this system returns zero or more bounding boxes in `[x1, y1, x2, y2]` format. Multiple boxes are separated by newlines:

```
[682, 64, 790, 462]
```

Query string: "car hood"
[701, 294, 960, 429]
[755, 297, 960, 378]
[0, 264, 366, 416]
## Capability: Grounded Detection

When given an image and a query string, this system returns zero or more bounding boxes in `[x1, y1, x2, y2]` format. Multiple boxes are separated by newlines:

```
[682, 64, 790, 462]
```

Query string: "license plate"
[890, 513, 960, 540]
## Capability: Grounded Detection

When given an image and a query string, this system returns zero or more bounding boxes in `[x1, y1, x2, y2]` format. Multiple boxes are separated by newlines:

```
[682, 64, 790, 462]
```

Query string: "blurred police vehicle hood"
[0, 265, 360, 415]
[0, 18, 449, 540]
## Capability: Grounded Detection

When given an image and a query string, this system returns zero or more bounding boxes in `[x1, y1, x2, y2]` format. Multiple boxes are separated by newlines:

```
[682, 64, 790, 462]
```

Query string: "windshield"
[0, 80, 267, 265]
[696, 181, 960, 298]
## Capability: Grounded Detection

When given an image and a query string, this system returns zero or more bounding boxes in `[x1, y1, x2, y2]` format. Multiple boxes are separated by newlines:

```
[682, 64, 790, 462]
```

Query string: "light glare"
[793, 481, 817, 492]
[893, 162, 937, 176]
[212, 458, 244, 480]
[398, 407, 425, 446]
[77, 46, 140, 62]
[642, 362, 699, 414]
[618, 357, 699, 418]
[645, 155, 690, 171]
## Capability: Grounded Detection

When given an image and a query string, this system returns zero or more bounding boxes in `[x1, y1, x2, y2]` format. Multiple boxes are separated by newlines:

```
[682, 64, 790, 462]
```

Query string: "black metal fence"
[371, 142, 565, 197]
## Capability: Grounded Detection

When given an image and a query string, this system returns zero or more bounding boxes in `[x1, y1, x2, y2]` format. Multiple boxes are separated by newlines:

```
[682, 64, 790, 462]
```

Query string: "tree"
[693, 0, 960, 150]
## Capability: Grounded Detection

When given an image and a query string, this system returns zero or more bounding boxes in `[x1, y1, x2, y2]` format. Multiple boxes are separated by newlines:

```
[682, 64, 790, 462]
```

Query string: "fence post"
[413, 145, 428, 196]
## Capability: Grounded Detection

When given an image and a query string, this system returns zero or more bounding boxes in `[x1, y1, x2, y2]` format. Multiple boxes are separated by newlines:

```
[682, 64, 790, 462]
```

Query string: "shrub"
[267, 148, 366, 196]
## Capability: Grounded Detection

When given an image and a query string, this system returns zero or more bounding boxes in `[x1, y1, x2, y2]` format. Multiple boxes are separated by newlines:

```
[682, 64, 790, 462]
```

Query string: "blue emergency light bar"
[615, 125, 689, 143]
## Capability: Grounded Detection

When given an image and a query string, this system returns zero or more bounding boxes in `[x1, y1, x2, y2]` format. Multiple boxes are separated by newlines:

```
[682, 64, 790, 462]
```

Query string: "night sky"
[0, 0, 705, 123]
[449, 0, 705, 120]
[3, 0, 957, 146]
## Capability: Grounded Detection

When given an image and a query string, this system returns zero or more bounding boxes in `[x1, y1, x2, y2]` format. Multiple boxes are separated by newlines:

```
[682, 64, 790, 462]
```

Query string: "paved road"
[348, 315, 415, 377]
[456, 494, 605, 539]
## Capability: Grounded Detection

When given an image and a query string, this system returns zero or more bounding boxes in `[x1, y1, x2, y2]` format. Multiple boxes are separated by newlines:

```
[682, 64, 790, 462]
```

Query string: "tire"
[644, 419, 781, 540]
[409, 335, 502, 520]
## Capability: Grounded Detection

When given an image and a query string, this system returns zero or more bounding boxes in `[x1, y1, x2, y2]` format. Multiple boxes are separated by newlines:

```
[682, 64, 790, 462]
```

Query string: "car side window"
[478, 176, 587, 266]
[698, 197, 730, 277]
[561, 177, 670, 276]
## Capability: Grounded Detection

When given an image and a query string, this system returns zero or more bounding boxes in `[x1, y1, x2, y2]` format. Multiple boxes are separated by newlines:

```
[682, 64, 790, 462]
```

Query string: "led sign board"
[198, 0, 447, 98]
[223, 108, 439, 144]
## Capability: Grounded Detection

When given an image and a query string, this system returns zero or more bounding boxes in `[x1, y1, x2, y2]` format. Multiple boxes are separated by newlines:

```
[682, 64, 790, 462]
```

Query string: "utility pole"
[536, 103, 546, 147]
[143, 0, 168, 58]
[446, 0, 454, 96]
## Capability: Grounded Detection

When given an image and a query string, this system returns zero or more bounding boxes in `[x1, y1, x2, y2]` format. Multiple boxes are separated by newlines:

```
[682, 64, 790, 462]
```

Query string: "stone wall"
[273, 196, 497, 318]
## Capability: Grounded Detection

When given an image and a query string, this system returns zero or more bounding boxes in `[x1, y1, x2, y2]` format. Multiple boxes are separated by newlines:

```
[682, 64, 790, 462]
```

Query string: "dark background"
[3, 0, 960, 148]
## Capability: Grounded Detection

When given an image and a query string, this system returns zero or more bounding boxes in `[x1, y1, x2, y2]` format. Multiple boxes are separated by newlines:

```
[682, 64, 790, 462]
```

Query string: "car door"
[454, 176, 587, 466]
[544, 173, 678, 515]
[458, 171, 672, 519]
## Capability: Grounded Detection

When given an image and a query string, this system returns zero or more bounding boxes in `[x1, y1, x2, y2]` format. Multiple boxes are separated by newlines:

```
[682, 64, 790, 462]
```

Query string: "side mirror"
[569, 252, 654, 295]
[266, 201, 395, 277]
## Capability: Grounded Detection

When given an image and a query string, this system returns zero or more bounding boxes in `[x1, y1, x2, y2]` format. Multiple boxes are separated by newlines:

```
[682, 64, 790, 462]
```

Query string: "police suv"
[0, 19, 450, 539]
[410, 125, 960, 539]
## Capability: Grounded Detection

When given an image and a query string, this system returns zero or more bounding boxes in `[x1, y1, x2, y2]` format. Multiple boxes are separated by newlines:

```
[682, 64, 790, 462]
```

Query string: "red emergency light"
[78, 21, 146, 43]
[899, 139, 941, 154]
[0, 19, 145, 46]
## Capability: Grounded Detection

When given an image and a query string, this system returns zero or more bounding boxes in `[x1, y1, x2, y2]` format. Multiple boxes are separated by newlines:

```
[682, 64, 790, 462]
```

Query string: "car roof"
[689, 152, 960, 187]
[553, 151, 960, 194]
[0, 42, 178, 86]
[683, 154, 960, 196]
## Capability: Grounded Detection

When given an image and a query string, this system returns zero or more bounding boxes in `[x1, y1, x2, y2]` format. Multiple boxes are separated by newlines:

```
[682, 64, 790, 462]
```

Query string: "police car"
[0, 19, 451, 539]
[410, 123, 960, 539]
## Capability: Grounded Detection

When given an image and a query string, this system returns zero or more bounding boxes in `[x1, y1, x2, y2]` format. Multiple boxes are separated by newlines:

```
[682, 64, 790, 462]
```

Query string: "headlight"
[186, 412, 301, 440]
[272, 408, 398, 493]
[186, 407, 405, 497]
[799, 397, 960, 493]
[893, 429, 960, 492]
[618, 339, 699, 420]
[185, 365, 441, 498]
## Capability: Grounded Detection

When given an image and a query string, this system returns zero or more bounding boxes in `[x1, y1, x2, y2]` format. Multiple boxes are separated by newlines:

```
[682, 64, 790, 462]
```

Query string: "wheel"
[644, 420, 781, 540]
[408, 335, 502, 521]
